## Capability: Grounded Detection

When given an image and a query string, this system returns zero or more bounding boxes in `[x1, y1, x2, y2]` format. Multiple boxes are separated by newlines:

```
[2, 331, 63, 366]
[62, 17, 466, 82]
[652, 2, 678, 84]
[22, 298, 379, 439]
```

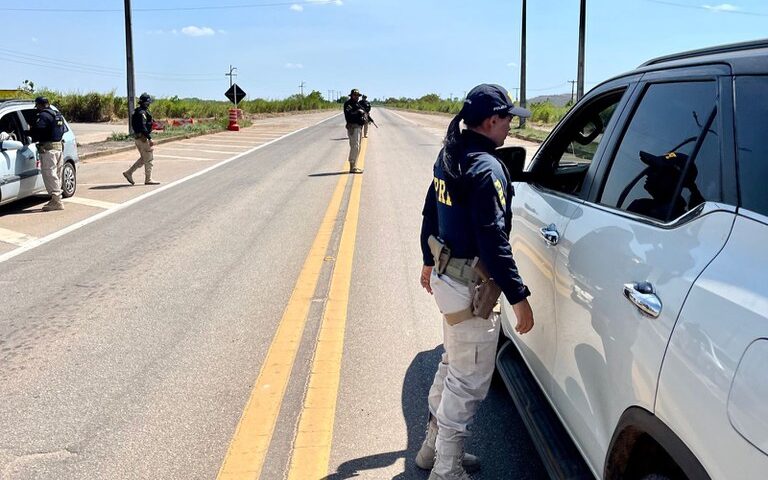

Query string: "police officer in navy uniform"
[343, 88, 366, 174]
[123, 93, 160, 185]
[416, 84, 535, 480]
[30, 96, 66, 211]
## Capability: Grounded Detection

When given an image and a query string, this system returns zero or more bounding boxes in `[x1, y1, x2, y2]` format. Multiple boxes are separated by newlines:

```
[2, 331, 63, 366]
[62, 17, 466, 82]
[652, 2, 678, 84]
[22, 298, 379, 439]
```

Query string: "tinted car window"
[535, 90, 624, 196]
[734, 76, 768, 218]
[599, 81, 722, 222]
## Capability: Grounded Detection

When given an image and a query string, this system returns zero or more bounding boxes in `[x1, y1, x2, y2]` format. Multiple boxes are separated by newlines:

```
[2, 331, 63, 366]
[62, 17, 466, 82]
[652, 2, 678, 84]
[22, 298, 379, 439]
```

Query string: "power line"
[4, 0, 342, 13]
[644, 0, 768, 17]
[0, 48, 221, 80]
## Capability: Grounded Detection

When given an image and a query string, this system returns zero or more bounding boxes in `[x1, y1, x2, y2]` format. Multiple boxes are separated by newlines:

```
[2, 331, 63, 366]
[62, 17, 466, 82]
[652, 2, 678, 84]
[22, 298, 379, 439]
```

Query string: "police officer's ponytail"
[441, 114, 464, 180]
[441, 107, 485, 180]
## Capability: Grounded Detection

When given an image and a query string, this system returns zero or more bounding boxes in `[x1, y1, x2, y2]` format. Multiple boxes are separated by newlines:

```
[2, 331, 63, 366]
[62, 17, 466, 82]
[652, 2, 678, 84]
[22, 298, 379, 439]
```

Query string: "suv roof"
[0, 99, 35, 107]
[636, 38, 768, 75]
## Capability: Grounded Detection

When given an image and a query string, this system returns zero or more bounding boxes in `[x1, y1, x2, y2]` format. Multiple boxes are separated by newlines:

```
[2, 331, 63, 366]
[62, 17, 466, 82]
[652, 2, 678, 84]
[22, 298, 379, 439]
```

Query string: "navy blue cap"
[461, 84, 530, 124]
[34, 96, 49, 105]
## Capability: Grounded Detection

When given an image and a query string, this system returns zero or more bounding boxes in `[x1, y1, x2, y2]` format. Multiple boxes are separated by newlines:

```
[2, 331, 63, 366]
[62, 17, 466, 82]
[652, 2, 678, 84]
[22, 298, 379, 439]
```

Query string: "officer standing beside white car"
[29, 96, 66, 211]
[417, 84, 535, 480]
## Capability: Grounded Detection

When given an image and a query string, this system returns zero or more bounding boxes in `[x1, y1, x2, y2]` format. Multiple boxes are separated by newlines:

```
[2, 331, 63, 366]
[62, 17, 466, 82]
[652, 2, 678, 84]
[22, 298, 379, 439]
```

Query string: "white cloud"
[181, 26, 215, 37]
[702, 3, 739, 12]
[285, 63, 304, 69]
[308, 0, 343, 5]
[171, 29, 178, 35]
[507, 62, 517, 67]
[290, 4, 304, 11]
[31, 37, 39, 43]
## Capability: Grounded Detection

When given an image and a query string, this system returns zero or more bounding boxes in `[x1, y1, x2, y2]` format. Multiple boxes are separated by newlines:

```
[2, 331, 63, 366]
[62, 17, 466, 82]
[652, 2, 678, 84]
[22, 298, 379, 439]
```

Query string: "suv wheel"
[61, 161, 76, 198]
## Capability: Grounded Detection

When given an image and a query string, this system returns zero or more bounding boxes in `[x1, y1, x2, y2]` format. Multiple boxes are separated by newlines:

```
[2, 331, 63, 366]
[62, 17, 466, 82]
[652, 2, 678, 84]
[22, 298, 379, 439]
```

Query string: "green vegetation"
[108, 117, 253, 142]
[509, 126, 551, 143]
[15, 89, 337, 123]
[379, 94, 573, 125]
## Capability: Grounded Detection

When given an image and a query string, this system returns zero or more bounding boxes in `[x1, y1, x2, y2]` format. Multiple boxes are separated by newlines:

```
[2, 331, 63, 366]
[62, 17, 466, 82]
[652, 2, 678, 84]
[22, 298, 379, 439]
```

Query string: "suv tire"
[61, 161, 76, 198]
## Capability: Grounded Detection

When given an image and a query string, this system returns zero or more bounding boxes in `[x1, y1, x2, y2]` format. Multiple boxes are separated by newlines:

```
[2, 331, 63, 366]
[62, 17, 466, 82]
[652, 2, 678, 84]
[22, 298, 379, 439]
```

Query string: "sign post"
[225, 83, 246, 131]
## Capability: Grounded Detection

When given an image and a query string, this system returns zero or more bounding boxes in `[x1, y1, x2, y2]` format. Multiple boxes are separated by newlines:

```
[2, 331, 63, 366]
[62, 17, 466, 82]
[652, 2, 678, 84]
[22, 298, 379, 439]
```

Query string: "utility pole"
[124, 0, 135, 134]
[568, 80, 577, 104]
[577, 0, 586, 100]
[225, 65, 237, 88]
[519, 0, 527, 127]
[298, 81, 306, 96]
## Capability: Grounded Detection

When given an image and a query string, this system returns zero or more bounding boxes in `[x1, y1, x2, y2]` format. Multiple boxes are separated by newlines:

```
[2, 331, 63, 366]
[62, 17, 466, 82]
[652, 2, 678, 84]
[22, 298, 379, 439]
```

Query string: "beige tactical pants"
[363, 121, 369, 137]
[127, 137, 155, 180]
[428, 271, 499, 445]
[346, 124, 362, 168]
[40, 149, 63, 197]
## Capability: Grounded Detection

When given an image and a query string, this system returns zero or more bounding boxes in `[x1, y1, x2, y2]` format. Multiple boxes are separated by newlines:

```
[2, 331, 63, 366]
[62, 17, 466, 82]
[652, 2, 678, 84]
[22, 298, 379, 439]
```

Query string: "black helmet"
[138, 93, 152, 104]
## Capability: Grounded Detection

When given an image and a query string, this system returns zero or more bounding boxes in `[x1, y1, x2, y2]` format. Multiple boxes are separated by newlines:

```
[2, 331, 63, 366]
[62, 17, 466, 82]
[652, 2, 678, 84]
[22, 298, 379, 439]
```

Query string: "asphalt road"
[0, 109, 546, 479]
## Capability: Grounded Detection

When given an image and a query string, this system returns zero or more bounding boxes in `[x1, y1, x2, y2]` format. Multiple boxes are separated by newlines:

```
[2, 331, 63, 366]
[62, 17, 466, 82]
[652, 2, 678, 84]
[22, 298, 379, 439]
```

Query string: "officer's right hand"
[512, 298, 534, 334]
[420, 265, 433, 295]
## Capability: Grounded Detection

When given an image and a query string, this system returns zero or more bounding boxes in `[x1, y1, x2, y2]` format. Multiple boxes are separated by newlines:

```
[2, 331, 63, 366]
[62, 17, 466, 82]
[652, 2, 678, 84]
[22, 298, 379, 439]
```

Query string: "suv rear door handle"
[539, 224, 560, 246]
[623, 282, 662, 318]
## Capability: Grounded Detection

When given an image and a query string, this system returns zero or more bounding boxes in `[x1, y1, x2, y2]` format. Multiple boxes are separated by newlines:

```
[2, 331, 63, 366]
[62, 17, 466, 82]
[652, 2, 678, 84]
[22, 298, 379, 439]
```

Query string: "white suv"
[497, 40, 768, 479]
[0, 100, 79, 206]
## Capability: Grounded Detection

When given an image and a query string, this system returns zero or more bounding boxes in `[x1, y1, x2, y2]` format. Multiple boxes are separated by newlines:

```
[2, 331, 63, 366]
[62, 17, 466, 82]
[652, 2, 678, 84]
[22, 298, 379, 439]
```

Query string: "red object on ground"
[227, 108, 240, 131]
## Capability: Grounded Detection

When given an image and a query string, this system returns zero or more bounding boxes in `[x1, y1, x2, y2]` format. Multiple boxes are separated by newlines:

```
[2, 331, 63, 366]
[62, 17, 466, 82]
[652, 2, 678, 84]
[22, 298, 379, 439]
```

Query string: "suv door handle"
[623, 282, 662, 318]
[539, 224, 560, 246]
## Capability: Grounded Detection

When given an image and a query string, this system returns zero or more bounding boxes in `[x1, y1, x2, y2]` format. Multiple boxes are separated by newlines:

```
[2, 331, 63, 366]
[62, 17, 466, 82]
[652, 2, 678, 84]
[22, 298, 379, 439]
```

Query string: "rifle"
[367, 113, 379, 128]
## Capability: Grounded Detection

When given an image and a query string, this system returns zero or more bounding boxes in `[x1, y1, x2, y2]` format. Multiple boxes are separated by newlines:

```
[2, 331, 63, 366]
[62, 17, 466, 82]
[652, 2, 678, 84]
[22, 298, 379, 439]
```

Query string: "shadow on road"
[0, 195, 50, 216]
[308, 171, 350, 178]
[89, 184, 135, 190]
[321, 344, 547, 479]
[321, 346, 440, 480]
[330, 137, 348, 141]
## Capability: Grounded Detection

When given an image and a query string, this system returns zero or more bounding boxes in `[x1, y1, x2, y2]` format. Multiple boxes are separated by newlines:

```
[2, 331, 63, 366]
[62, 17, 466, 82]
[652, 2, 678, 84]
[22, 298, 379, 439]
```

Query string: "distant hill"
[527, 93, 572, 107]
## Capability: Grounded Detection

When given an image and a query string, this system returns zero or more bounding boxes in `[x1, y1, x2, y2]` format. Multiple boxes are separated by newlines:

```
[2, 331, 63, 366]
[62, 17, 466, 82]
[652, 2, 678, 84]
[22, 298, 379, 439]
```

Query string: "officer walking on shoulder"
[343, 88, 366, 174]
[360, 94, 372, 138]
[30, 96, 66, 211]
[416, 84, 535, 480]
[123, 93, 160, 185]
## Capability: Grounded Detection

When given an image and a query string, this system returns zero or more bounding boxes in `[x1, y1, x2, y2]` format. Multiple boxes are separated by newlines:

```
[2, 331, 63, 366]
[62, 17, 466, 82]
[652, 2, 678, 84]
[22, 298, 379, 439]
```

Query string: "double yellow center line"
[217, 140, 368, 479]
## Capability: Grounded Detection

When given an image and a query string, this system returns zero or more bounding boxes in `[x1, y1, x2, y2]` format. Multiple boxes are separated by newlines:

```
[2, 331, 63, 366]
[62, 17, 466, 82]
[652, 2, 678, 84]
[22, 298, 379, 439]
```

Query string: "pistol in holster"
[428, 235, 451, 274]
[470, 257, 503, 320]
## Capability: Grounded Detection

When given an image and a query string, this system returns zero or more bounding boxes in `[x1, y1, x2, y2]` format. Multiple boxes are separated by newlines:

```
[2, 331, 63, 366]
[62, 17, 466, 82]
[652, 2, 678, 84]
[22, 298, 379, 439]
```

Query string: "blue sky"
[3, 1, 767, 102]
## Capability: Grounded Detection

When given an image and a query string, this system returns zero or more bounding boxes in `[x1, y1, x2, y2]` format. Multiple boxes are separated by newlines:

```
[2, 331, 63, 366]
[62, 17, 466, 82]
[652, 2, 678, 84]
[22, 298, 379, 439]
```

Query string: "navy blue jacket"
[30, 109, 58, 142]
[420, 130, 530, 305]
[132, 106, 153, 139]
[343, 99, 366, 126]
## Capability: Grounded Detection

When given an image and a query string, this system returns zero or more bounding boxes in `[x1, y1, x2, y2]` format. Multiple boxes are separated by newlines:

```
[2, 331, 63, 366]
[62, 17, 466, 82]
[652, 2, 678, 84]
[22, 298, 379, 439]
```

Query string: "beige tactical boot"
[42, 195, 64, 212]
[416, 419, 479, 472]
[122, 170, 135, 185]
[144, 164, 160, 185]
[428, 437, 474, 480]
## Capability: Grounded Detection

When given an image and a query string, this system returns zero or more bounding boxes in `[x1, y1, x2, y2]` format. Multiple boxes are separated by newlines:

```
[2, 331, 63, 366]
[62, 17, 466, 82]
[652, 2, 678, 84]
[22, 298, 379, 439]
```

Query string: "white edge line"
[386, 109, 418, 125]
[0, 112, 342, 265]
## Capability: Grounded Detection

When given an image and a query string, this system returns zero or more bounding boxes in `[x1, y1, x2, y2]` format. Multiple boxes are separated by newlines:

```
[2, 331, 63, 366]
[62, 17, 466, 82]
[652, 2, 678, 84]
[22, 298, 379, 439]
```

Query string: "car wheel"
[61, 161, 76, 198]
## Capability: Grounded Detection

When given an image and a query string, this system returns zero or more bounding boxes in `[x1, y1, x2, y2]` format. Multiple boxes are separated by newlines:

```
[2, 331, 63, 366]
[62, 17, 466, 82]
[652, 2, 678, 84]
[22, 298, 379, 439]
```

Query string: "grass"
[108, 118, 253, 142]
[19, 89, 338, 123]
[379, 95, 573, 126]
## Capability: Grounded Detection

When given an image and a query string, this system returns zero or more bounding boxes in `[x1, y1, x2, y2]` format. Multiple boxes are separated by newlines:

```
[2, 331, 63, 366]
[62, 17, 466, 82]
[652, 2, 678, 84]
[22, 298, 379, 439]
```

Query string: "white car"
[0, 100, 78, 206]
[497, 40, 768, 479]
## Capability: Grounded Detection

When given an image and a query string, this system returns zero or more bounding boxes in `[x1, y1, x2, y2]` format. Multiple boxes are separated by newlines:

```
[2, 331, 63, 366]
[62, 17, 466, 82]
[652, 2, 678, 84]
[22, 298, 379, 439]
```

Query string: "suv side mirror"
[0, 140, 23, 151]
[495, 146, 528, 181]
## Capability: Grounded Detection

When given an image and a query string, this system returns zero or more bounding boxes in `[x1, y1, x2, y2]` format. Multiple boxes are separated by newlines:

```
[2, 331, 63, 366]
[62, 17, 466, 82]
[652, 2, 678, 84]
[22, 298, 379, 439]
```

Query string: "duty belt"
[443, 257, 476, 285]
